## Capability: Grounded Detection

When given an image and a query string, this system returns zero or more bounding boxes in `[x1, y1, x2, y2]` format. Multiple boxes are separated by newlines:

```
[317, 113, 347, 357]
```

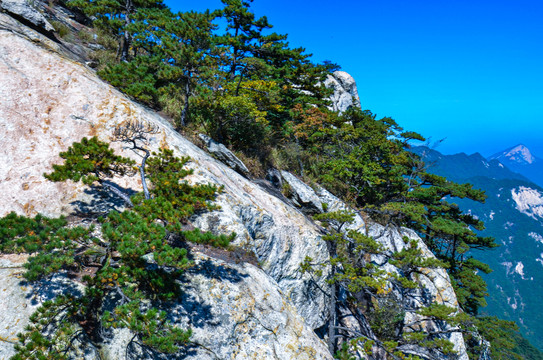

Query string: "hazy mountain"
[490, 144, 537, 165]
[415, 146, 543, 351]
[412, 146, 530, 183]
[489, 144, 543, 187]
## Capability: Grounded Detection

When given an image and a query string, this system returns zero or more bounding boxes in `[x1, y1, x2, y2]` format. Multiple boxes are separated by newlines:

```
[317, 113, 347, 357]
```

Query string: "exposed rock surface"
[280, 171, 323, 214]
[0, 255, 92, 359]
[324, 70, 361, 113]
[490, 144, 537, 165]
[0, 254, 332, 360]
[198, 133, 250, 177]
[0, 0, 54, 32]
[511, 186, 543, 220]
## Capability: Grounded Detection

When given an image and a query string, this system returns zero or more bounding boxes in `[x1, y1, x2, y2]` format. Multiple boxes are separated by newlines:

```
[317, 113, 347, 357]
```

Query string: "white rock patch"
[511, 186, 543, 220]
[529, 232, 543, 244]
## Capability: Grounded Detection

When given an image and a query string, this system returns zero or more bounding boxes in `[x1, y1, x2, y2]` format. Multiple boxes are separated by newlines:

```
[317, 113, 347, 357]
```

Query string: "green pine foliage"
[0, 213, 92, 281]
[3, 140, 232, 358]
[44, 136, 136, 186]
[44, 136, 138, 207]
[99, 55, 161, 105]
[67, 0, 166, 61]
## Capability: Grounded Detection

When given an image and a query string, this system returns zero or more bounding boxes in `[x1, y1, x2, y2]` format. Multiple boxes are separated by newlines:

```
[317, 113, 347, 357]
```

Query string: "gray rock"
[0, 255, 98, 359]
[0, 0, 55, 32]
[198, 133, 250, 177]
[324, 71, 361, 114]
[280, 171, 323, 214]
[191, 202, 331, 330]
[87, 43, 105, 51]
[0, 254, 333, 360]
[266, 167, 282, 188]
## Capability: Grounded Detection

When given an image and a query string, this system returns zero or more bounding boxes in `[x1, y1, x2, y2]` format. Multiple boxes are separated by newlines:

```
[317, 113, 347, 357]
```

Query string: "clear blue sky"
[165, 0, 543, 157]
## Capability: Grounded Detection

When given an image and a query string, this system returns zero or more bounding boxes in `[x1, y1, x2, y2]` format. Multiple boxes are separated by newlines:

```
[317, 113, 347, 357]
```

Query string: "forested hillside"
[0, 0, 540, 359]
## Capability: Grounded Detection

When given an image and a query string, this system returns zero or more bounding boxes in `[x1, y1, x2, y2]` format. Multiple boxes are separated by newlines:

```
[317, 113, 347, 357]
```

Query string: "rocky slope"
[0, 4, 469, 359]
[489, 144, 543, 187]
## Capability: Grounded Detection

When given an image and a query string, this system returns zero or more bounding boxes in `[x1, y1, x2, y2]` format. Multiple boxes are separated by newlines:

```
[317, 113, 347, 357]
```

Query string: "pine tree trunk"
[100, 181, 134, 208]
[121, 0, 133, 62]
[328, 279, 337, 354]
[139, 148, 151, 200]
[180, 80, 190, 127]
[327, 236, 338, 354]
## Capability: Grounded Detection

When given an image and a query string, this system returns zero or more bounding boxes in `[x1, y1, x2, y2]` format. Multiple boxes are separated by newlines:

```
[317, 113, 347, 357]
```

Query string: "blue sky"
[165, 0, 543, 157]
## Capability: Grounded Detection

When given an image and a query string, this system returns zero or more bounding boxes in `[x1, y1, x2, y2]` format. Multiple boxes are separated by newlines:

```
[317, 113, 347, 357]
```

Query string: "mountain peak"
[490, 144, 536, 165]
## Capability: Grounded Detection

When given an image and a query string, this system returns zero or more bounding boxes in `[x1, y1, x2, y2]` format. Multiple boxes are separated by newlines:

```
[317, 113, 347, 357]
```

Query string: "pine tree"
[67, 0, 166, 61]
[4, 138, 233, 358]
[296, 107, 497, 316]
[215, 0, 336, 133]
[153, 9, 217, 127]
[44, 136, 137, 207]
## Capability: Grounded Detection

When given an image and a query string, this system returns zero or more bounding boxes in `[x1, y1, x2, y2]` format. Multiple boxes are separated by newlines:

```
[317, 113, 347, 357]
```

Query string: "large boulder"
[280, 171, 323, 214]
[324, 71, 361, 113]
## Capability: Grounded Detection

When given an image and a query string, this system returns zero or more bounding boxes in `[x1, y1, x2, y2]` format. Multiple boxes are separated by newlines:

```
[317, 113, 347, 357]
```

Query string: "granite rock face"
[198, 133, 250, 177]
[280, 171, 323, 214]
[0, 0, 54, 32]
[324, 70, 361, 113]
[0, 253, 333, 360]
[0, 255, 94, 359]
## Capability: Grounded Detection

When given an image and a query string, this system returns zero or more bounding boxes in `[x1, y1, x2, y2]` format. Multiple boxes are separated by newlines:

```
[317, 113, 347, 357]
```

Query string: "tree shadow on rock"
[124, 339, 209, 360]
[70, 181, 137, 217]
[190, 258, 249, 283]
[23, 272, 83, 305]
[171, 258, 249, 328]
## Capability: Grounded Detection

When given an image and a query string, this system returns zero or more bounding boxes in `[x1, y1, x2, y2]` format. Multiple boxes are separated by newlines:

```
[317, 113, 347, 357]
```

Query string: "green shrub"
[50, 20, 70, 39]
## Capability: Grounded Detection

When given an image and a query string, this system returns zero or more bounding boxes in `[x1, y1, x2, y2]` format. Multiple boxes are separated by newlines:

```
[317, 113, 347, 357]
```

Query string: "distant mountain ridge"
[413, 145, 543, 352]
[488, 144, 543, 187]
[411, 146, 530, 183]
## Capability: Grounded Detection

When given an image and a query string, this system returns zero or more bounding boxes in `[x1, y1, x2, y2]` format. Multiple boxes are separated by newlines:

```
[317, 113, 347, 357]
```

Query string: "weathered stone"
[266, 167, 282, 188]
[0, 254, 332, 360]
[198, 133, 250, 177]
[120, 254, 332, 359]
[0, 0, 54, 32]
[0, 255, 98, 359]
[324, 71, 361, 113]
[280, 171, 323, 214]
